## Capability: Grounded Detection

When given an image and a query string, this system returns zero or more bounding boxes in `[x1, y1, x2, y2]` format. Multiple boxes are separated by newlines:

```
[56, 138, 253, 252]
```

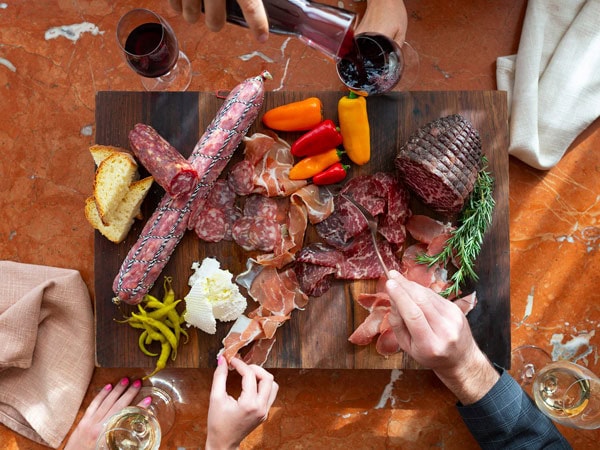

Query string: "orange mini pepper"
[262, 97, 324, 131]
[288, 148, 343, 180]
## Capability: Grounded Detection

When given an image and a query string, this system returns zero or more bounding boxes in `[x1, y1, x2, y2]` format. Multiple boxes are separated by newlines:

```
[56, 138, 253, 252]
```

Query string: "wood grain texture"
[94, 90, 509, 369]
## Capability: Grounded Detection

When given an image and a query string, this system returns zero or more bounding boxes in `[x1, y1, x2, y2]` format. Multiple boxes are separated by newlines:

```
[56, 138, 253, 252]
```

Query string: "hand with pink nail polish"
[206, 357, 278, 450]
[63, 377, 147, 450]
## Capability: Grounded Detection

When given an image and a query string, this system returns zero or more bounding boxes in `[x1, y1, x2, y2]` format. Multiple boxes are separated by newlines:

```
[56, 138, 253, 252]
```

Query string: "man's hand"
[385, 270, 499, 405]
[355, 0, 408, 48]
[206, 357, 279, 449]
[169, 0, 269, 42]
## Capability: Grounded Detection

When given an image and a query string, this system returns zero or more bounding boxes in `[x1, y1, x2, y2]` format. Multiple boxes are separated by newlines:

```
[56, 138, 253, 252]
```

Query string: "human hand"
[169, 0, 270, 42]
[385, 270, 499, 405]
[206, 357, 278, 450]
[64, 377, 150, 450]
[355, 0, 408, 48]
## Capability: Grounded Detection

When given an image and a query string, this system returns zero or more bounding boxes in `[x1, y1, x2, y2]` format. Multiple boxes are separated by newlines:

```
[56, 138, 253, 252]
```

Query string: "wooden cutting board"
[94, 90, 510, 369]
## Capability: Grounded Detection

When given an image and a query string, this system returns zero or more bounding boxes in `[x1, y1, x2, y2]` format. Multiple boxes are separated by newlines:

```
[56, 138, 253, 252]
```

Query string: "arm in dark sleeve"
[456, 369, 572, 450]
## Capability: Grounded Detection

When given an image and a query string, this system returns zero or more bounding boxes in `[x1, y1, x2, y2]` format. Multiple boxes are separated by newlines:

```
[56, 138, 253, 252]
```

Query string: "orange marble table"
[1, 0, 599, 449]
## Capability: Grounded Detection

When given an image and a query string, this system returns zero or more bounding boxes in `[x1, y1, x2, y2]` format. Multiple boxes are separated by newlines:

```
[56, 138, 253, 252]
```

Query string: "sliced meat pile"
[349, 214, 478, 357]
[295, 172, 411, 297]
[395, 114, 482, 215]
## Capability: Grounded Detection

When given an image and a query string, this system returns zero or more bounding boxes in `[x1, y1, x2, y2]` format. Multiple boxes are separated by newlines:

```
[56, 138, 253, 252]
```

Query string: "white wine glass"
[96, 407, 161, 450]
[511, 345, 600, 429]
[95, 386, 176, 450]
[116, 8, 192, 91]
[534, 360, 600, 429]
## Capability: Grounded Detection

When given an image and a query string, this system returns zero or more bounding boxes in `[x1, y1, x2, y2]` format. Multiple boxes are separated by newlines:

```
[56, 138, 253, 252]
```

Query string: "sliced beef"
[395, 114, 482, 215]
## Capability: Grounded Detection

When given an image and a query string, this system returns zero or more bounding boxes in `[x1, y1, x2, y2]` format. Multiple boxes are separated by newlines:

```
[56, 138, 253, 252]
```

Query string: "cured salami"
[112, 71, 270, 305]
[231, 216, 280, 252]
[194, 207, 228, 242]
[128, 123, 198, 198]
[227, 160, 255, 195]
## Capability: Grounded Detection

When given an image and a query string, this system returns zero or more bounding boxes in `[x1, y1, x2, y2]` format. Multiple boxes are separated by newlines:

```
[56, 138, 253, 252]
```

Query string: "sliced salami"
[194, 207, 228, 242]
[227, 160, 255, 195]
[232, 216, 280, 252]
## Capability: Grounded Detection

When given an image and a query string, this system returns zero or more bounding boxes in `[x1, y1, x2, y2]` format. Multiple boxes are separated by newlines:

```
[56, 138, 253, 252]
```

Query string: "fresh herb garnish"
[416, 156, 495, 298]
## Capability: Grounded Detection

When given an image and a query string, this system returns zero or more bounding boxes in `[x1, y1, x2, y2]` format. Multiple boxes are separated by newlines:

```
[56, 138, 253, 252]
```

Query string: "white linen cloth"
[0, 261, 95, 448]
[496, 0, 600, 170]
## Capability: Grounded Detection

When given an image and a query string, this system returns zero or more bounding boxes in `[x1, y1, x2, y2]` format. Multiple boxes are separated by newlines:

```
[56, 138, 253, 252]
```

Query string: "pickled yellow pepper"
[338, 92, 370, 165]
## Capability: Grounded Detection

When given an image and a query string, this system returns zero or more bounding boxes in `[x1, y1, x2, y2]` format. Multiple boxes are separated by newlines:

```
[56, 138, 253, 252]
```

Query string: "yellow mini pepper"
[338, 92, 370, 165]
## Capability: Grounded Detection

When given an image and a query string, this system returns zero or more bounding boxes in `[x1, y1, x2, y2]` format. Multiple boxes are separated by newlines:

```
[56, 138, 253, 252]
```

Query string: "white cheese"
[183, 258, 247, 334]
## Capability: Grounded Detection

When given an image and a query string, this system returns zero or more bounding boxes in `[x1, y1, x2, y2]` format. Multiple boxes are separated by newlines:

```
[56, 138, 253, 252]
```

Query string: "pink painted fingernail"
[133, 379, 142, 388]
[120, 377, 129, 386]
[142, 396, 152, 406]
[217, 355, 225, 366]
[104, 383, 113, 391]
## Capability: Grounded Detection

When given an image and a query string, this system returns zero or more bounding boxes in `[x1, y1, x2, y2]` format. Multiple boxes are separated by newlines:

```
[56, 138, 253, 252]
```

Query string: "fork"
[340, 193, 391, 279]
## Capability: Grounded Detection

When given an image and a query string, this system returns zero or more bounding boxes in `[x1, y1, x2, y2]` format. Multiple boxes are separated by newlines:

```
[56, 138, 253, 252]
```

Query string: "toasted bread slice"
[85, 176, 154, 243]
[94, 152, 139, 224]
[89, 145, 130, 167]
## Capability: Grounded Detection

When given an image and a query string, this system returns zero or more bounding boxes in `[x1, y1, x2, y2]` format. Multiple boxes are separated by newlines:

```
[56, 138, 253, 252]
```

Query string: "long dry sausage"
[128, 123, 198, 198]
[112, 71, 271, 305]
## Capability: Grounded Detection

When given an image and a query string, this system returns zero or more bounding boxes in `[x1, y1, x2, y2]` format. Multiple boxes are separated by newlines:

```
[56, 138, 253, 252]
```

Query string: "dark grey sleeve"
[456, 369, 572, 449]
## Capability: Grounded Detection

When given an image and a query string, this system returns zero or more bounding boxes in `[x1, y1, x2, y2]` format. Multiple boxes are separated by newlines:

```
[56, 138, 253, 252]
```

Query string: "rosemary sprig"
[416, 156, 495, 298]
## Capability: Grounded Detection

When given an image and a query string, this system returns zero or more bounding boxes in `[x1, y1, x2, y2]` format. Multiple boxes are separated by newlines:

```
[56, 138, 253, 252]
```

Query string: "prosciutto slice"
[349, 285, 477, 357]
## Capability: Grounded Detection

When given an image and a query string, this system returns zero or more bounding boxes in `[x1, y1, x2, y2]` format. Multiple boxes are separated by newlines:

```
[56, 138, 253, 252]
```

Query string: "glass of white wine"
[96, 407, 161, 450]
[95, 386, 176, 450]
[534, 361, 600, 429]
[511, 345, 600, 429]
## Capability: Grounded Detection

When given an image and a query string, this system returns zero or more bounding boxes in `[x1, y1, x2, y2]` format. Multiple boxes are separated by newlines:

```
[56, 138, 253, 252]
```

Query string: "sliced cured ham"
[349, 285, 477, 357]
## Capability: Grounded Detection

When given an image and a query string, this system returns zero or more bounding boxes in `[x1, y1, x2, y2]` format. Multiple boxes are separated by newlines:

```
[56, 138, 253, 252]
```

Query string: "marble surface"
[1, 0, 599, 448]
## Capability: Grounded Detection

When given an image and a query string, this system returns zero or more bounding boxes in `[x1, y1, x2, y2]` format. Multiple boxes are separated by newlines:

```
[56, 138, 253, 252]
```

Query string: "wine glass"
[116, 8, 192, 91]
[95, 386, 176, 450]
[511, 345, 600, 429]
[96, 407, 161, 450]
[336, 33, 420, 96]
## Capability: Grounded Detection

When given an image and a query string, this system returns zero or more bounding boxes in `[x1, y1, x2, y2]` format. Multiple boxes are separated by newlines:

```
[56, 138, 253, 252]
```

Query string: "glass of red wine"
[336, 33, 419, 96]
[117, 9, 192, 91]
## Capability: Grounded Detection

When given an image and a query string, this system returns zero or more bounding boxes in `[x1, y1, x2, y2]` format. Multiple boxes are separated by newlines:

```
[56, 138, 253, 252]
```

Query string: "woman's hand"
[206, 357, 278, 449]
[64, 377, 150, 450]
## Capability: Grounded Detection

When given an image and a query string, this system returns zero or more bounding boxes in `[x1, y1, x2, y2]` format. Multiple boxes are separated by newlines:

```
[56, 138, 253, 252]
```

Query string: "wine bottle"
[202, 0, 356, 60]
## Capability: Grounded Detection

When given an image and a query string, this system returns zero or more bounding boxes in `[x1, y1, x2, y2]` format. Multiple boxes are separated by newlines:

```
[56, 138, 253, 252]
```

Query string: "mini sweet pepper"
[291, 119, 344, 157]
[338, 92, 370, 165]
[288, 148, 344, 180]
[312, 162, 349, 185]
[262, 97, 324, 131]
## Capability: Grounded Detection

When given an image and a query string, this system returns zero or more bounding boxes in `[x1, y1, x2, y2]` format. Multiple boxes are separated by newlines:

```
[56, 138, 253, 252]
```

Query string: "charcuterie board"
[94, 90, 509, 369]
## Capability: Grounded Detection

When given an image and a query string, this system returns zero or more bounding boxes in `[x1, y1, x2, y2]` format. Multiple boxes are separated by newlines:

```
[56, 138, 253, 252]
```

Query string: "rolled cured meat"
[129, 123, 198, 198]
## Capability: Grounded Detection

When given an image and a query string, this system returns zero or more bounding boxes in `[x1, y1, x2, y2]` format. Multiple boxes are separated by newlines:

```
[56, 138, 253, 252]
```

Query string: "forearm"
[457, 370, 572, 449]
[434, 346, 500, 405]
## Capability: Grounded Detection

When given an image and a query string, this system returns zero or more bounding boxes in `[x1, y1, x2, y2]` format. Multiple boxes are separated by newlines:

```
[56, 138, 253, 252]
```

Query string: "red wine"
[203, 0, 355, 59]
[337, 33, 404, 95]
[124, 22, 178, 78]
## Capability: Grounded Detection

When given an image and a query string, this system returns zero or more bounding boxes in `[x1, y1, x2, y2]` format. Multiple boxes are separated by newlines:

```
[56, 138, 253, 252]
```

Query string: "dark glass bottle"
[203, 0, 356, 60]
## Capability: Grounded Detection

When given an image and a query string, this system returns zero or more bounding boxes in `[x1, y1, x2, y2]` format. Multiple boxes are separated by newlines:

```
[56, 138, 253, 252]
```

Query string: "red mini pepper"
[291, 119, 344, 157]
[312, 162, 350, 185]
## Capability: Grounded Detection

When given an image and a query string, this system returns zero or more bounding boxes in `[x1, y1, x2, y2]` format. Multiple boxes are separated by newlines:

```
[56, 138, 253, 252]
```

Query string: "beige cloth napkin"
[496, 0, 600, 170]
[0, 261, 94, 448]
